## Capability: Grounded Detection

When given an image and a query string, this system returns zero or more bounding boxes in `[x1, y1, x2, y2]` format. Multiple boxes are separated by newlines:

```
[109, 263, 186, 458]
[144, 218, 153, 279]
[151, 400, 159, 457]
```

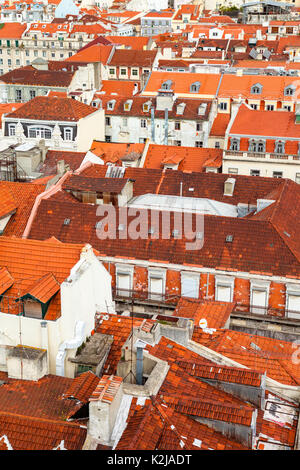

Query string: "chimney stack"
[88, 375, 123, 445]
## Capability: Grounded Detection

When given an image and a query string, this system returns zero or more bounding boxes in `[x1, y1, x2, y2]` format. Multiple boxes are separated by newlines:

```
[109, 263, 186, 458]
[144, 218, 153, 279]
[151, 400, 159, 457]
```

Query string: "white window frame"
[28, 125, 52, 139]
[116, 264, 134, 297]
[148, 268, 166, 301]
[286, 283, 300, 319]
[64, 127, 73, 141]
[8, 123, 16, 136]
[181, 272, 200, 299]
[215, 276, 234, 302]
[250, 280, 270, 315]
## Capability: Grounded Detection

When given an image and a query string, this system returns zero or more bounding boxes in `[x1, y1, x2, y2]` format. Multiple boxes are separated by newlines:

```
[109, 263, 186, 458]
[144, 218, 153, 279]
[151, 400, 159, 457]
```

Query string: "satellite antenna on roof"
[199, 318, 208, 329]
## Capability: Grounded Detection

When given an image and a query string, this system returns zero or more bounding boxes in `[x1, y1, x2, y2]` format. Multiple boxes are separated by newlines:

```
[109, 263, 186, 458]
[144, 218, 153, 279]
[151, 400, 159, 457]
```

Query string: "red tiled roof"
[66, 44, 114, 64]
[210, 113, 231, 137]
[0, 181, 46, 237]
[0, 412, 86, 450]
[63, 371, 100, 402]
[95, 313, 144, 374]
[38, 150, 86, 176]
[143, 144, 222, 172]
[24, 272, 60, 303]
[62, 174, 128, 193]
[173, 297, 234, 329]
[0, 66, 74, 88]
[108, 49, 157, 67]
[229, 104, 300, 139]
[0, 23, 26, 39]
[0, 267, 13, 295]
[192, 329, 300, 386]
[0, 184, 17, 219]
[89, 375, 122, 403]
[5, 96, 97, 122]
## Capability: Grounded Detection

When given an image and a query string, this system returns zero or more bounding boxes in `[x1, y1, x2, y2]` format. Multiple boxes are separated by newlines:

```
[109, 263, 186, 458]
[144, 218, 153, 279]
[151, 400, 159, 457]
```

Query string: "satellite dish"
[199, 318, 208, 329]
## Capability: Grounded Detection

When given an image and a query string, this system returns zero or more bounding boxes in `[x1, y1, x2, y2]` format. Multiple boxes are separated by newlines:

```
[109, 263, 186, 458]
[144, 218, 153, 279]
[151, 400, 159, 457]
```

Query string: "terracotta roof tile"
[5, 96, 97, 122]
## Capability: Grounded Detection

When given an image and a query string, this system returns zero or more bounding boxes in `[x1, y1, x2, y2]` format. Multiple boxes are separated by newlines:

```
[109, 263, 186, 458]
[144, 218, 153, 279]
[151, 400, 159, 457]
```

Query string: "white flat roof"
[129, 194, 238, 217]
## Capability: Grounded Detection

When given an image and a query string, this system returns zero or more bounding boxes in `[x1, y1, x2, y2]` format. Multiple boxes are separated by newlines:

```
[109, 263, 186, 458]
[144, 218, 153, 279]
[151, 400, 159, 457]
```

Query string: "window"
[266, 104, 274, 111]
[131, 68, 138, 76]
[215, 142, 220, 149]
[284, 86, 295, 96]
[250, 104, 258, 110]
[251, 84, 262, 94]
[148, 269, 166, 301]
[8, 124, 16, 136]
[250, 280, 269, 315]
[250, 169, 260, 176]
[28, 126, 52, 139]
[228, 167, 238, 174]
[286, 284, 300, 319]
[275, 141, 285, 154]
[105, 135, 111, 142]
[181, 273, 200, 299]
[26, 50, 29, 56]
[7, 59, 11, 66]
[296, 173, 300, 184]
[215, 276, 234, 302]
[105, 116, 111, 126]
[195, 141, 203, 148]
[273, 171, 283, 178]
[174, 140, 181, 146]
[230, 138, 240, 151]
[120, 68, 127, 76]
[141, 119, 147, 128]
[109, 68, 115, 75]
[64, 128, 73, 141]
[29, 90, 36, 100]
[190, 81, 200, 93]
[175, 121, 180, 130]
[15, 89, 22, 101]
[283, 105, 291, 111]
[122, 117, 128, 126]
[219, 102, 227, 110]
[196, 122, 202, 131]
[116, 266, 133, 297]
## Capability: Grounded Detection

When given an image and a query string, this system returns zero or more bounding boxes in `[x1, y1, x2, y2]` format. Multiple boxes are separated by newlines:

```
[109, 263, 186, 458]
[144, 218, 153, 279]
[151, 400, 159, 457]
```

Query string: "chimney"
[224, 177, 236, 197]
[6, 345, 48, 381]
[136, 340, 146, 385]
[88, 375, 123, 445]
[132, 82, 139, 96]
[57, 159, 66, 175]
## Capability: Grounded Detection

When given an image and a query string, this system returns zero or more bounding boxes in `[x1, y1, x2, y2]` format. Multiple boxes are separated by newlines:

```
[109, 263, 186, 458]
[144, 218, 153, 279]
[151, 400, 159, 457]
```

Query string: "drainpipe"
[40, 321, 49, 373]
[56, 321, 85, 377]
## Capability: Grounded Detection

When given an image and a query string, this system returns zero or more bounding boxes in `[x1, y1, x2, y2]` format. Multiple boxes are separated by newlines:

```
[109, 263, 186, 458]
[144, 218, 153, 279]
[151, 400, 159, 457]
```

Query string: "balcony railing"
[234, 303, 300, 322]
[113, 287, 178, 306]
[224, 150, 300, 161]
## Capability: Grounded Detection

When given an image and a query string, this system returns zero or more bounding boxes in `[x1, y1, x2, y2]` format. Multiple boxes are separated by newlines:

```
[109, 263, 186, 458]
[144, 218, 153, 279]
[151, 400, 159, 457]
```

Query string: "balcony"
[224, 150, 300, 162]
[112, 286, 178, 308]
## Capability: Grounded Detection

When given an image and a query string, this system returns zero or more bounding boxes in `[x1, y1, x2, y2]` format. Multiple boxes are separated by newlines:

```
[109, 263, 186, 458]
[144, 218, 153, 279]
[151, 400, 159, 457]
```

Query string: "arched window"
[248, 140, 257, 152]
[230, 138, 240, 151]
[64, 128, 73, 141]
[257, 141, 265, 153]
[275, 140, 285, 154]
[284, 85, 295, 96]
[251, 83, 262, 94]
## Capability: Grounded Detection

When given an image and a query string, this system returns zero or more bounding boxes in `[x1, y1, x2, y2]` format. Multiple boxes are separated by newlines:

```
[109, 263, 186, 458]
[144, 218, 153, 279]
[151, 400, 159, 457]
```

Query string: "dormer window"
[190, 81, 200, 93]
[161, 80, 172, 90]
[124, 100, 132, 111]
[230, 138, 240, 151]
[251, 83, 262, 94]
[143, 101, 151, 112]
[275, 140, 285, 154]
[284, 85, 295, 96]
[107, 100, 116, 110]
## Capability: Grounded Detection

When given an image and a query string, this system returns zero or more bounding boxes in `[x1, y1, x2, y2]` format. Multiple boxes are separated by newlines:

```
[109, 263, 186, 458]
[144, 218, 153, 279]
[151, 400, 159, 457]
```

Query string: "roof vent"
[63, 218, 71, 225]
[226, 235, 233, 242]
[224, 177, 236, 197]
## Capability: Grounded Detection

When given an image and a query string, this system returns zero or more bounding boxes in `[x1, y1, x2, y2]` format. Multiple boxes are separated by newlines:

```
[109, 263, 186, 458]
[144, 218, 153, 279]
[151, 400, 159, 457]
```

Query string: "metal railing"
[112, 287, 178, 306]
[224, 150, 300, 161]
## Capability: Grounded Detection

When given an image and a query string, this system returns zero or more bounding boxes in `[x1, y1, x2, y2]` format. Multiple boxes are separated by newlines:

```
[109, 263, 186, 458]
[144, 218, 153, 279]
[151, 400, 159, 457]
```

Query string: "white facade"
[0, 245, 115, 378]
[105, 113, 211, 147]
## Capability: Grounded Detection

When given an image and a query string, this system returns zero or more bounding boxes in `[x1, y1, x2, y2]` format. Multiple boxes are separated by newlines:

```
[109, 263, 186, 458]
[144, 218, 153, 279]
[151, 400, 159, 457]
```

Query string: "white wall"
[0, 246, 115, 377]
